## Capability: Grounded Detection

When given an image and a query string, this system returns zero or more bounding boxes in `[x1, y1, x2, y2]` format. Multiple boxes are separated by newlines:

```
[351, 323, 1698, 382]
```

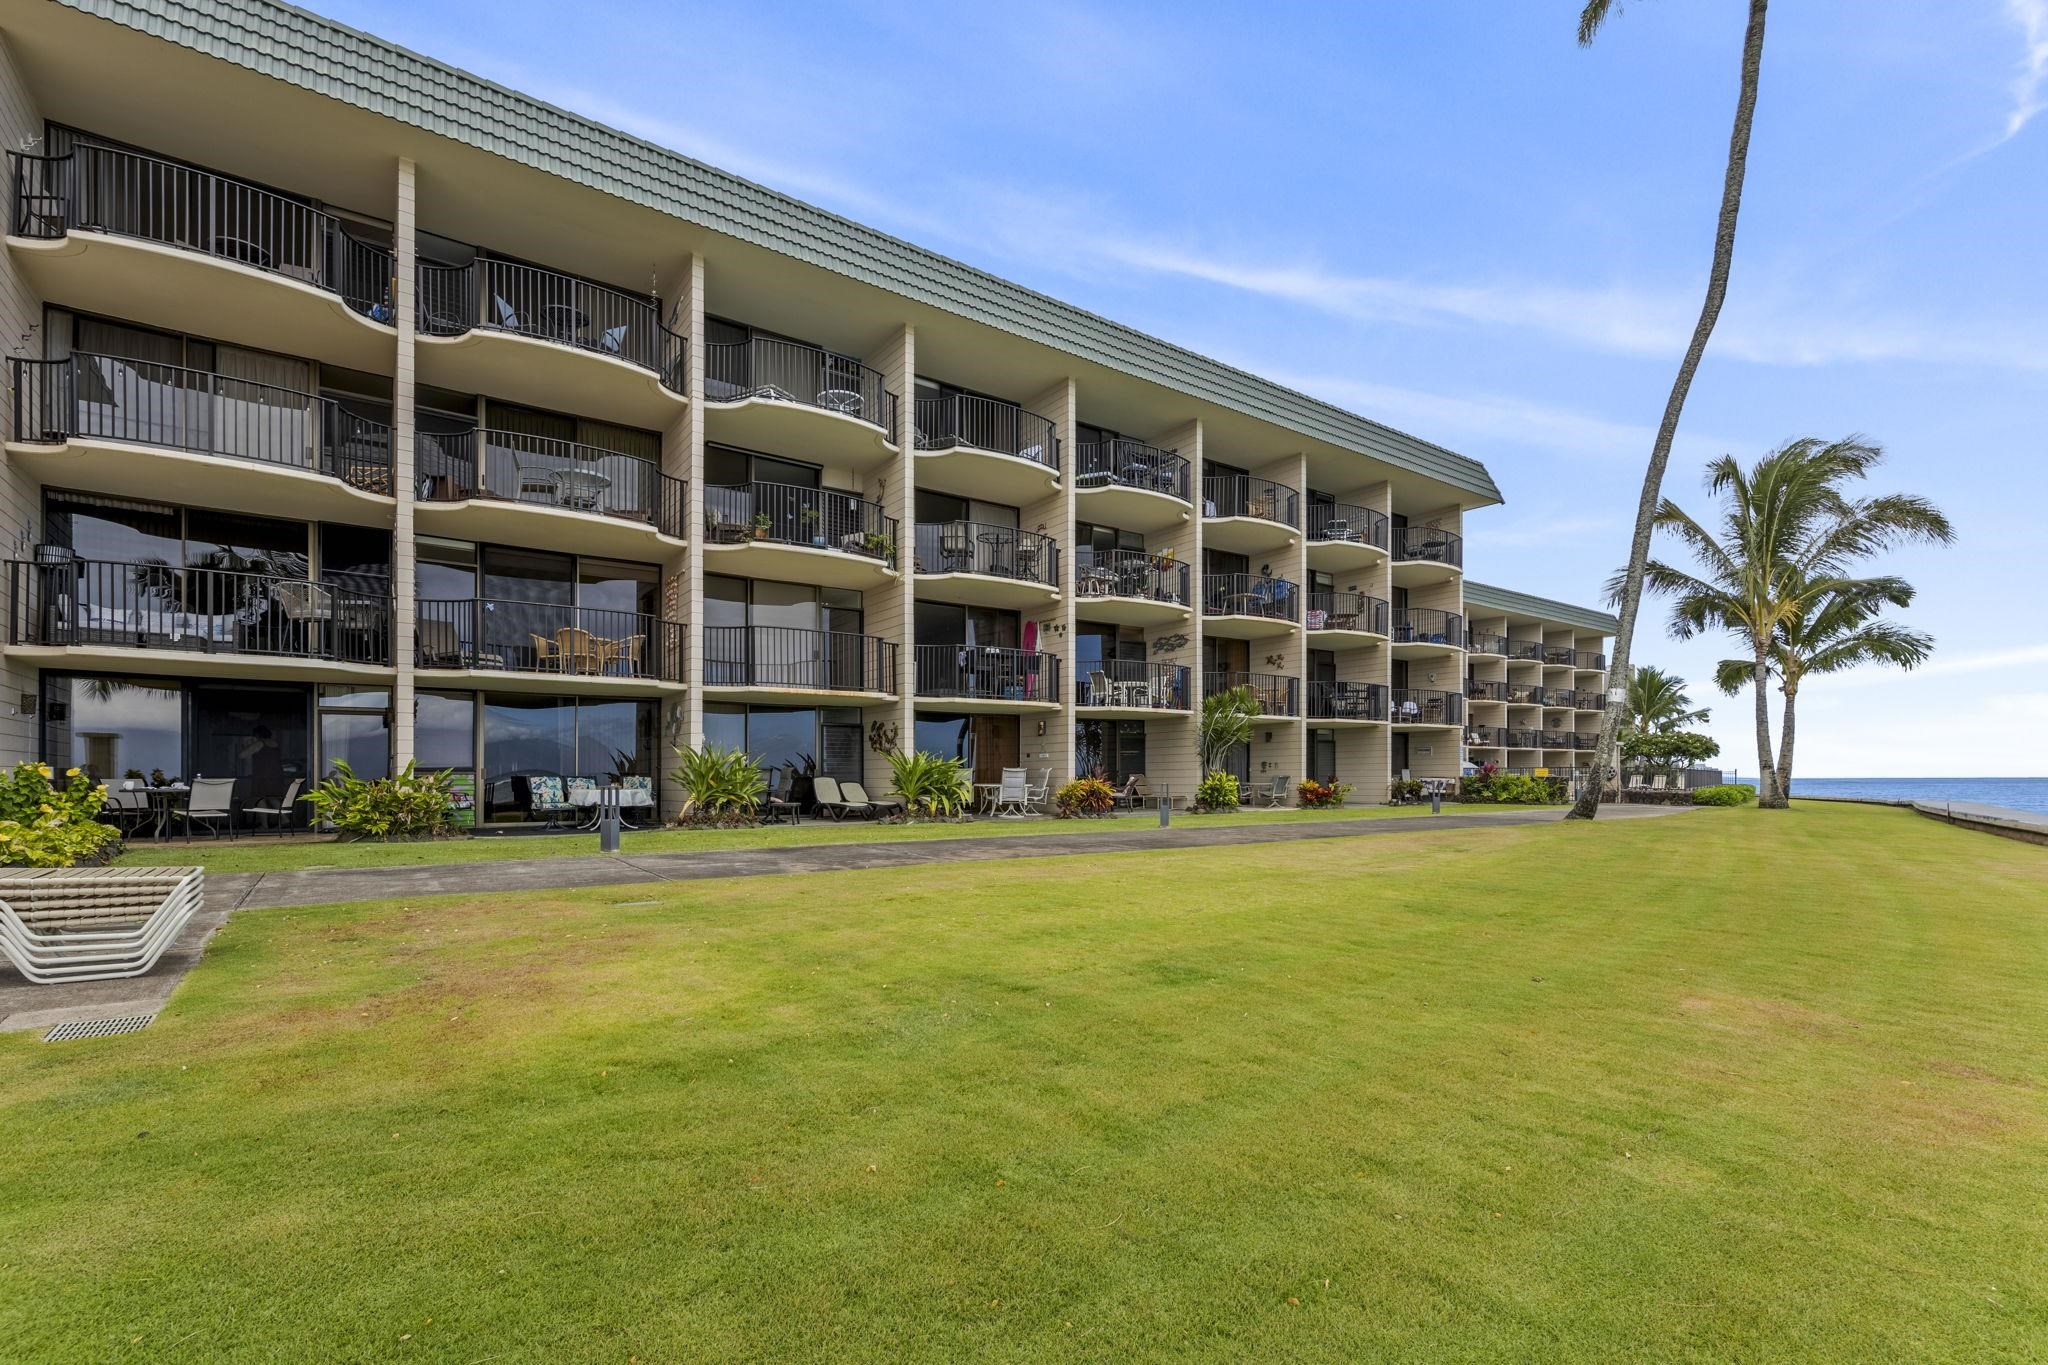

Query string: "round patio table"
[550, 466, 613, 510]
[816, 388, 864, 417]
[138, 785, 189, 841]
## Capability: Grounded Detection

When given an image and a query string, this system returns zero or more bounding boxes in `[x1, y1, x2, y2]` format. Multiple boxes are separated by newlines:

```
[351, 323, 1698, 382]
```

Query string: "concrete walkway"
[2, 803, 1686, 1033]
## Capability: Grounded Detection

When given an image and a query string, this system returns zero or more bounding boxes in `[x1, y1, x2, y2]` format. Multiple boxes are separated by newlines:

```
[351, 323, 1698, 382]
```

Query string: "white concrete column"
[1021, 376, 1076, 782]
[389, 156, 419, 767]
[864, 322, 917, 793]
[662, 252, 705, 821]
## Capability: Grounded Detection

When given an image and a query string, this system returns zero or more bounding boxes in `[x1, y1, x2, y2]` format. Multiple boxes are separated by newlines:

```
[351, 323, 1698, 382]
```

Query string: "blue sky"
[320, 0, 2047, 777]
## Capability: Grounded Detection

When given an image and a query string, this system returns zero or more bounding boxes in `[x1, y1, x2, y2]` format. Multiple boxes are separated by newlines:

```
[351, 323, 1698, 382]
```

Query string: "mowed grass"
[5, 804, 2045, 1362]
[111, 803, 1441, 874]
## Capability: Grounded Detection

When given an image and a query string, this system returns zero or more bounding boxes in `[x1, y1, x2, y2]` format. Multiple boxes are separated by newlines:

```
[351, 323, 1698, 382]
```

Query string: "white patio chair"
[993, 768, 1029, 818]
[0, 867, 205, 984]
[1025, 768, 1052, 813]
[175, 778, 237, 839]
[243, 778, 303, 835]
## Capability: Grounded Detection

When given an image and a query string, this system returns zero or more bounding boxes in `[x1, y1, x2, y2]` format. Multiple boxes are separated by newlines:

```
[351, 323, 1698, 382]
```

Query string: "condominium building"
[0, 0, 1612, 823]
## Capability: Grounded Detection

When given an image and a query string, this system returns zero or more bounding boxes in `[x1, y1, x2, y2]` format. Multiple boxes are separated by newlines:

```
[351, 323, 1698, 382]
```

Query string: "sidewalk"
[3, 803, 1687, 1032]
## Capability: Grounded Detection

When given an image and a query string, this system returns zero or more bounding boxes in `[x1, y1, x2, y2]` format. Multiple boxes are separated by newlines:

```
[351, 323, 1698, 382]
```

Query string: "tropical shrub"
[303, 761, 458, 840]
[1388, 778, 1424, 804]
[669, 744, 765, 825]
[1198, 685, 1259, 771]
[1296, 778, 1351, 809]
[1192, 770, 1240, 813]
[886, 750, 973, 819]
[1463, 772, 1566, 805]
[1691, 783, 1756, 806]
[0, 761, 120, 867]
[1053, 776, 1116, 818]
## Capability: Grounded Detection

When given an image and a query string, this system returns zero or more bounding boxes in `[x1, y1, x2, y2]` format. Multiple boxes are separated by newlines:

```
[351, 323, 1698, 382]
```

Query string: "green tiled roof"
[1463, 581, 1617, 634]
[54, 0, 1503, 504]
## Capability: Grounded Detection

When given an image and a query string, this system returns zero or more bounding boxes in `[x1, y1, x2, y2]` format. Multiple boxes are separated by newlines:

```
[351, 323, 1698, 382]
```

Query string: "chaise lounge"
[0, 866, 206, 984]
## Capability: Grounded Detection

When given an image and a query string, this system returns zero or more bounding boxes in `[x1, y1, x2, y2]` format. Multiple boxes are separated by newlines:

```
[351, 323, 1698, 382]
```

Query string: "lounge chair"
[844, 781, 904, 818]
[243, 778, 303, 835]
[175, 777, 237, 839]
[812, 777, 873, 821]
[0, 866, 207, 984]
[1111, 773, 1145, 810]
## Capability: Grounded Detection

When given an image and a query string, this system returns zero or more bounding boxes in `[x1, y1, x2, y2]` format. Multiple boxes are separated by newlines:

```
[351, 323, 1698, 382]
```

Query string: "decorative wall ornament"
[1263, 653, 1285, 668]
[1150, 633, 1189, 655]
[868, 720, 899, 754]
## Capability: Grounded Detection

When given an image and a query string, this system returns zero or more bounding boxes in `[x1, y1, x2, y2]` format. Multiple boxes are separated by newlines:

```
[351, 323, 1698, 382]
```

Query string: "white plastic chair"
[994, 768, 1029, 818]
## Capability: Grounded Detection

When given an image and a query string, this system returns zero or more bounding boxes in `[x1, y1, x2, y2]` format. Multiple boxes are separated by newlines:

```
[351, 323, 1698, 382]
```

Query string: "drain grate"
[44, 1013, 155, 1043]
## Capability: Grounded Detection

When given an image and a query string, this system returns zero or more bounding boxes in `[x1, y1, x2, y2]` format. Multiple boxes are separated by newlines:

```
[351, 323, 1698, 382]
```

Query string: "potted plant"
[861, 531, 894, 561]
[799, 505, 825, 546]
[751, 512, 771, 541]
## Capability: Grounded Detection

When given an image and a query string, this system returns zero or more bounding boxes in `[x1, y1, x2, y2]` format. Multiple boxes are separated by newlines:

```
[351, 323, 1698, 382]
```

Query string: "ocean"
[1735, 776, 2048, 816]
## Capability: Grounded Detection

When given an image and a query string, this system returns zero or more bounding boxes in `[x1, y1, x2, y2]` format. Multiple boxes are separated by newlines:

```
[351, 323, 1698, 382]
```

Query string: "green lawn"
[112, 802, 1445, 874]
[6, 804, 2045, 1361]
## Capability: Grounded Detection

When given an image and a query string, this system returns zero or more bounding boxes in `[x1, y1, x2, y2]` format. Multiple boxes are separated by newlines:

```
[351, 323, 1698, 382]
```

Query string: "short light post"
[1158, 784, 1170, 828]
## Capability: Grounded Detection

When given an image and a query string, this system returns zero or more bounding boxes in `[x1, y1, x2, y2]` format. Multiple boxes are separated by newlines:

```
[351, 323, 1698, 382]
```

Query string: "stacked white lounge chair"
[0, 866, 205, 984]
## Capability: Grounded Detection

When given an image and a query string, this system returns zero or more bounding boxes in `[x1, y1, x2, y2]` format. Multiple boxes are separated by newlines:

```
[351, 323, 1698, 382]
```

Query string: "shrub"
[1296, 778, 1351, 809]
[885, 750, 973, 819]
[0, 761, 121, 867]
[302, 761, 457, 840]
[1462, 771, 1568, 805]
[1192, 770, 1240, 812]
[1388, 778, 1424, 804]
[1053, 776, 1116, 818]
[1691, 783, 1756, 807]
[669, 744, 765, 825]
[1620, 729, 1721, 769]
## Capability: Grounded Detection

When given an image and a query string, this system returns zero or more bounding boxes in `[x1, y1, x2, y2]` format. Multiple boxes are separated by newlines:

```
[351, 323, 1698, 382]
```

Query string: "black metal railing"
[1307, 680, 1388, 721]
[1466, 726, 1508, 747]
[912, 522, 1059, 586]
[1506, 639, 1546, 662]
[704, 335, 897, 435]
[417, 427, 684, 536]
[1075, 660, 1191, 710]
[416, 599, 682, 680]
[1571, 690, 1604, 710]
[1075, 438, 1189, 502]
[704, 483, 897, 564]
[915, 394, 1058, 471]
[10, 353, 393, 494]
[10, 559, 391, 663]
[1466, 678, 1510, 702]
[1544, 646, 1577, 666]
[913, 644, 1061, 703]
[1203, 474, 1299, 527]
[1505, 681, 1548, 705]
[1306, 591, 1389, 635]
[1540, 729, 1580, 749]
[703, 624, 897, 694]
[1073, 547, 1188, 606]
[1205, 670, 1300, 717]
[1389, 688, 1464, 725]
[1467, 630, 1508, 656]
[1307, 502, 1389, 550]
[417, 257, 686, 392]
[8, 144, 395, 320]
[1203, 572, 1300, 622]
[1391, 526, 1463, 568]
[1502, 728, 1544, 748]
[1579, 651, 1608, 671]
[1392, 607, 1464, 646]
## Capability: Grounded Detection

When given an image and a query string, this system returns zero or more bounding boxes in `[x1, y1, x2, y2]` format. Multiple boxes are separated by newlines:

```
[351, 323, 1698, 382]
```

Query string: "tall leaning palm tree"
[1715, 578, 1935, 803]
[1568, 0, 1771, 820]
[1624, 664, 1709, 735]
[1633, 436, 1951, 808]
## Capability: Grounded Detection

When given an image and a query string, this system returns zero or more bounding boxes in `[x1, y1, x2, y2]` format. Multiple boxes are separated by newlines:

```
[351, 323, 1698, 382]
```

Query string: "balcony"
[1075, 660, 1192, 713]
[415, 427, 684, 553]
[1540, 729, 1583, 749]
[9, 558, 391, 679]
[1205, 670, 1300, 718]
[1306, 502, 1389, 570]
[1202, 572, 1300, 638]
[1202, 474, 1299, 553]
[1390, 688, 1464, 726]
[1505, 682, 1548, 705]
[913, 644, 1062, 711]
[1390, 607, 1464, 655]
[703, 624, 898, 701]
[1502, 728, 1544, 749]
[1466, 725, 1508, 747]
[703, 483, 898, 589]
[913, 522, 1060, 609]
[416, 599, 682, 687]
[1578, 651, 1608, 672]
[1467, 630, 1508, 657]
[1073, 548, 1190, 625]
[417, 258, 686, 427]
[1390, 526, 1463, 585]
[9, 353, 392, 521]
[1506, 639, 1546, 663]
[1543, 646, 1578, 667]
[7, 143, 396, 370]
[1466, 678, 1509, 703]
[704, 335, 898, 469]
[1307, 679, 1388, 722]
[1074, 438, 1190, 530]
[914, 394, 1060, 501]
[1306, 590, 1389, 640]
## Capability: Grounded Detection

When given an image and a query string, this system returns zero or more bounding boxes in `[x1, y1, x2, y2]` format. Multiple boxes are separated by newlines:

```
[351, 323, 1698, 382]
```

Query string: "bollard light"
[1429, 789, 1442, 815]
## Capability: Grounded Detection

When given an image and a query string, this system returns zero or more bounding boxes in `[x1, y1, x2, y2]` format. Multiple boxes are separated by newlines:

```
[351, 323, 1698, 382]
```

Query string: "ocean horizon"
[1733, 776, 2048, 816]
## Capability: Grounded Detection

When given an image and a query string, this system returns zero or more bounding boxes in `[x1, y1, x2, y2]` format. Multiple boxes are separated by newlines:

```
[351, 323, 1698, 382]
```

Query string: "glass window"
[320, 524, 392, 595]
[703, 704, 746, 754]
[320, 688, 391, 710]
[41, 674, 182, 784]
[577, 699, 655, 779]
[416, 691, 476, 770]
[578, 558, 658, 617]
[745, 707, 816, 777]
[186, 509, 308, 575]
[187, 683, 310, 806]
[44, 492, 181, 564]
[320, 711, 390, 781]
[483, 694, 575, 822]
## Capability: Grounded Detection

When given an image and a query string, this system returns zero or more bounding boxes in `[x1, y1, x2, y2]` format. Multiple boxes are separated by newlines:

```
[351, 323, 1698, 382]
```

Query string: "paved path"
[3, 804, 1686, 1033]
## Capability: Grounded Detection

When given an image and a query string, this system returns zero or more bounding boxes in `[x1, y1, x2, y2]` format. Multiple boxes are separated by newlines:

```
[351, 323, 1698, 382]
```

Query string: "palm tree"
[1198, 685, 1259, 774]
[1714, 578, 1934, 802]
[1568, 0, 1771, 820]
[1630, 436, 1952, 808]
[1623, 664, 1708, 735]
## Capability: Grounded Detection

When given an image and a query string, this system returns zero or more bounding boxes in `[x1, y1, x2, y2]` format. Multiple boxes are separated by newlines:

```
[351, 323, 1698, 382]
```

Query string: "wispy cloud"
[2005, 0, 2048, 140]
[1824, 642, 2048, 688]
